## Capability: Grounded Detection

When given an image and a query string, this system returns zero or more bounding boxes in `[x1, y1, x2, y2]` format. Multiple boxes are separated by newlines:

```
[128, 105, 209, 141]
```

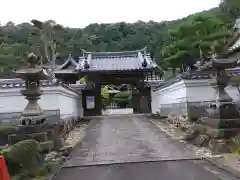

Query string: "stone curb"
[204, 157, 240, 179]
[62, 157, 204, 169]
[47, 119, 94, 180]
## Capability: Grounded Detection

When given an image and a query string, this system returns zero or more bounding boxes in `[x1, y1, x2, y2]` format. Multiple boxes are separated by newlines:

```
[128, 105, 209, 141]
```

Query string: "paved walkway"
[102, 108, 133, 115]
[54, 115, 239, 180]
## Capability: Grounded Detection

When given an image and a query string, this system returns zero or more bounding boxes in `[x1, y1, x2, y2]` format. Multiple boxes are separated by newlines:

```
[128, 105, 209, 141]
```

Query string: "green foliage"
[30, 161, 59, 178]
[0, 147, 22, 176]
[0, 18, 191, 76]
[79, 76, 88, 84]
[113, 91, 131, 99]
[220, 0, 240, 19]
[11, 160, 60, 180]
[162, 12, 231, 75]
[1, 139, 59, 178]
[0, 3, 238, 76]
[101, 86, 109, 100]
[230, 135, 240, 154]
[113, 91, 132, 108]
[9, 139, 41, 169]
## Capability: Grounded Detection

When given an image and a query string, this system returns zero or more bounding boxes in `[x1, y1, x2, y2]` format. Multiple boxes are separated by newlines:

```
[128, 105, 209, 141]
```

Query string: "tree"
[0, 5, 236, 77]
[220, 0, 240, 19]
[0, 26, 5, 48]
[31, 19, 63, 66]
[161, 13, 230, 76]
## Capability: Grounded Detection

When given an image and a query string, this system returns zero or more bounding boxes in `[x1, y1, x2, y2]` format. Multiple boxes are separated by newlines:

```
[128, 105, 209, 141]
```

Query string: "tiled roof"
[57, 54, 78, 70]
[0, 78, 88, 90]
[70, 83, 87, 90]
[144, 80, 164, 87]
[0, 78, 58, 89]
[76, 48, 158, 72]
[182, 67, 240, 79]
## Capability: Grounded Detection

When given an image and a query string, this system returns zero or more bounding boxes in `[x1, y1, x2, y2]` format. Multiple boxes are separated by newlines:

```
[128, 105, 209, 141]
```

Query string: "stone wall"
[0, 85, 83, 124]
[151, 78, 240, 120]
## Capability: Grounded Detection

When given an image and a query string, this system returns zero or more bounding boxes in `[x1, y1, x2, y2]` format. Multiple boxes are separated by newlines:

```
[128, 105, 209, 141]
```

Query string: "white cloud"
[0, 0, 221, 28]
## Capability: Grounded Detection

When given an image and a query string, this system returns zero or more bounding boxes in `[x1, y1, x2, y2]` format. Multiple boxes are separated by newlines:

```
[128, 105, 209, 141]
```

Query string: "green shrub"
[0, 147, 22, 176]
[9, 139, 41, 169]
[113, 91, 132, 108]
[11, 161, 60, 180]
[24, 161, 59, 179]
[31, 165, 49, 177]
[114, 91, 131, 99]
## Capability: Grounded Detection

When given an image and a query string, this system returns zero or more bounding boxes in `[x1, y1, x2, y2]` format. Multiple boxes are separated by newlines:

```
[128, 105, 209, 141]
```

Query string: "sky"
[0, 0, 221, 28]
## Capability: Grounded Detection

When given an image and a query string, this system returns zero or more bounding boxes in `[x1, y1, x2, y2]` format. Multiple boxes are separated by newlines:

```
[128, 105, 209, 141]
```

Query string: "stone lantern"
[201, 52, 240, 152]
[13, 52, 47, 125]
[8, 52, 61, 150]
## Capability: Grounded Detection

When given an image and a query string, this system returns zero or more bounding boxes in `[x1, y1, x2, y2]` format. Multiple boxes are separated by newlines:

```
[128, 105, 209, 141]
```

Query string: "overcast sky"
[0, 0, 221, 28]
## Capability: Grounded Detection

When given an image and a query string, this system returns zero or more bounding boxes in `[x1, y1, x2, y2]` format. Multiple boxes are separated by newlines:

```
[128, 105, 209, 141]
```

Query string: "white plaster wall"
[0, 86, 83, 118]
[152, 80, 187, 114]
[184, 79, 240, 103]
[184, 79, 215, 102]
[151, 78, 240, 114]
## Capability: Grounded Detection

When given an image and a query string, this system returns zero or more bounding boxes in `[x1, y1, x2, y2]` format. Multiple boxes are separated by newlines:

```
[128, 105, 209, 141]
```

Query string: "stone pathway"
[63, 115, 198, 167]
[54, 115, 239, 180]
[102, 108, 133, 115]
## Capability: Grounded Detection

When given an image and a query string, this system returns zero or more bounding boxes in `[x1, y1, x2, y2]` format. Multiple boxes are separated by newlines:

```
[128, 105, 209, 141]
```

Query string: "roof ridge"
[57, 54, 77, 70]
[76, 49, 158, 72]
[82, 47, 147, 56]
